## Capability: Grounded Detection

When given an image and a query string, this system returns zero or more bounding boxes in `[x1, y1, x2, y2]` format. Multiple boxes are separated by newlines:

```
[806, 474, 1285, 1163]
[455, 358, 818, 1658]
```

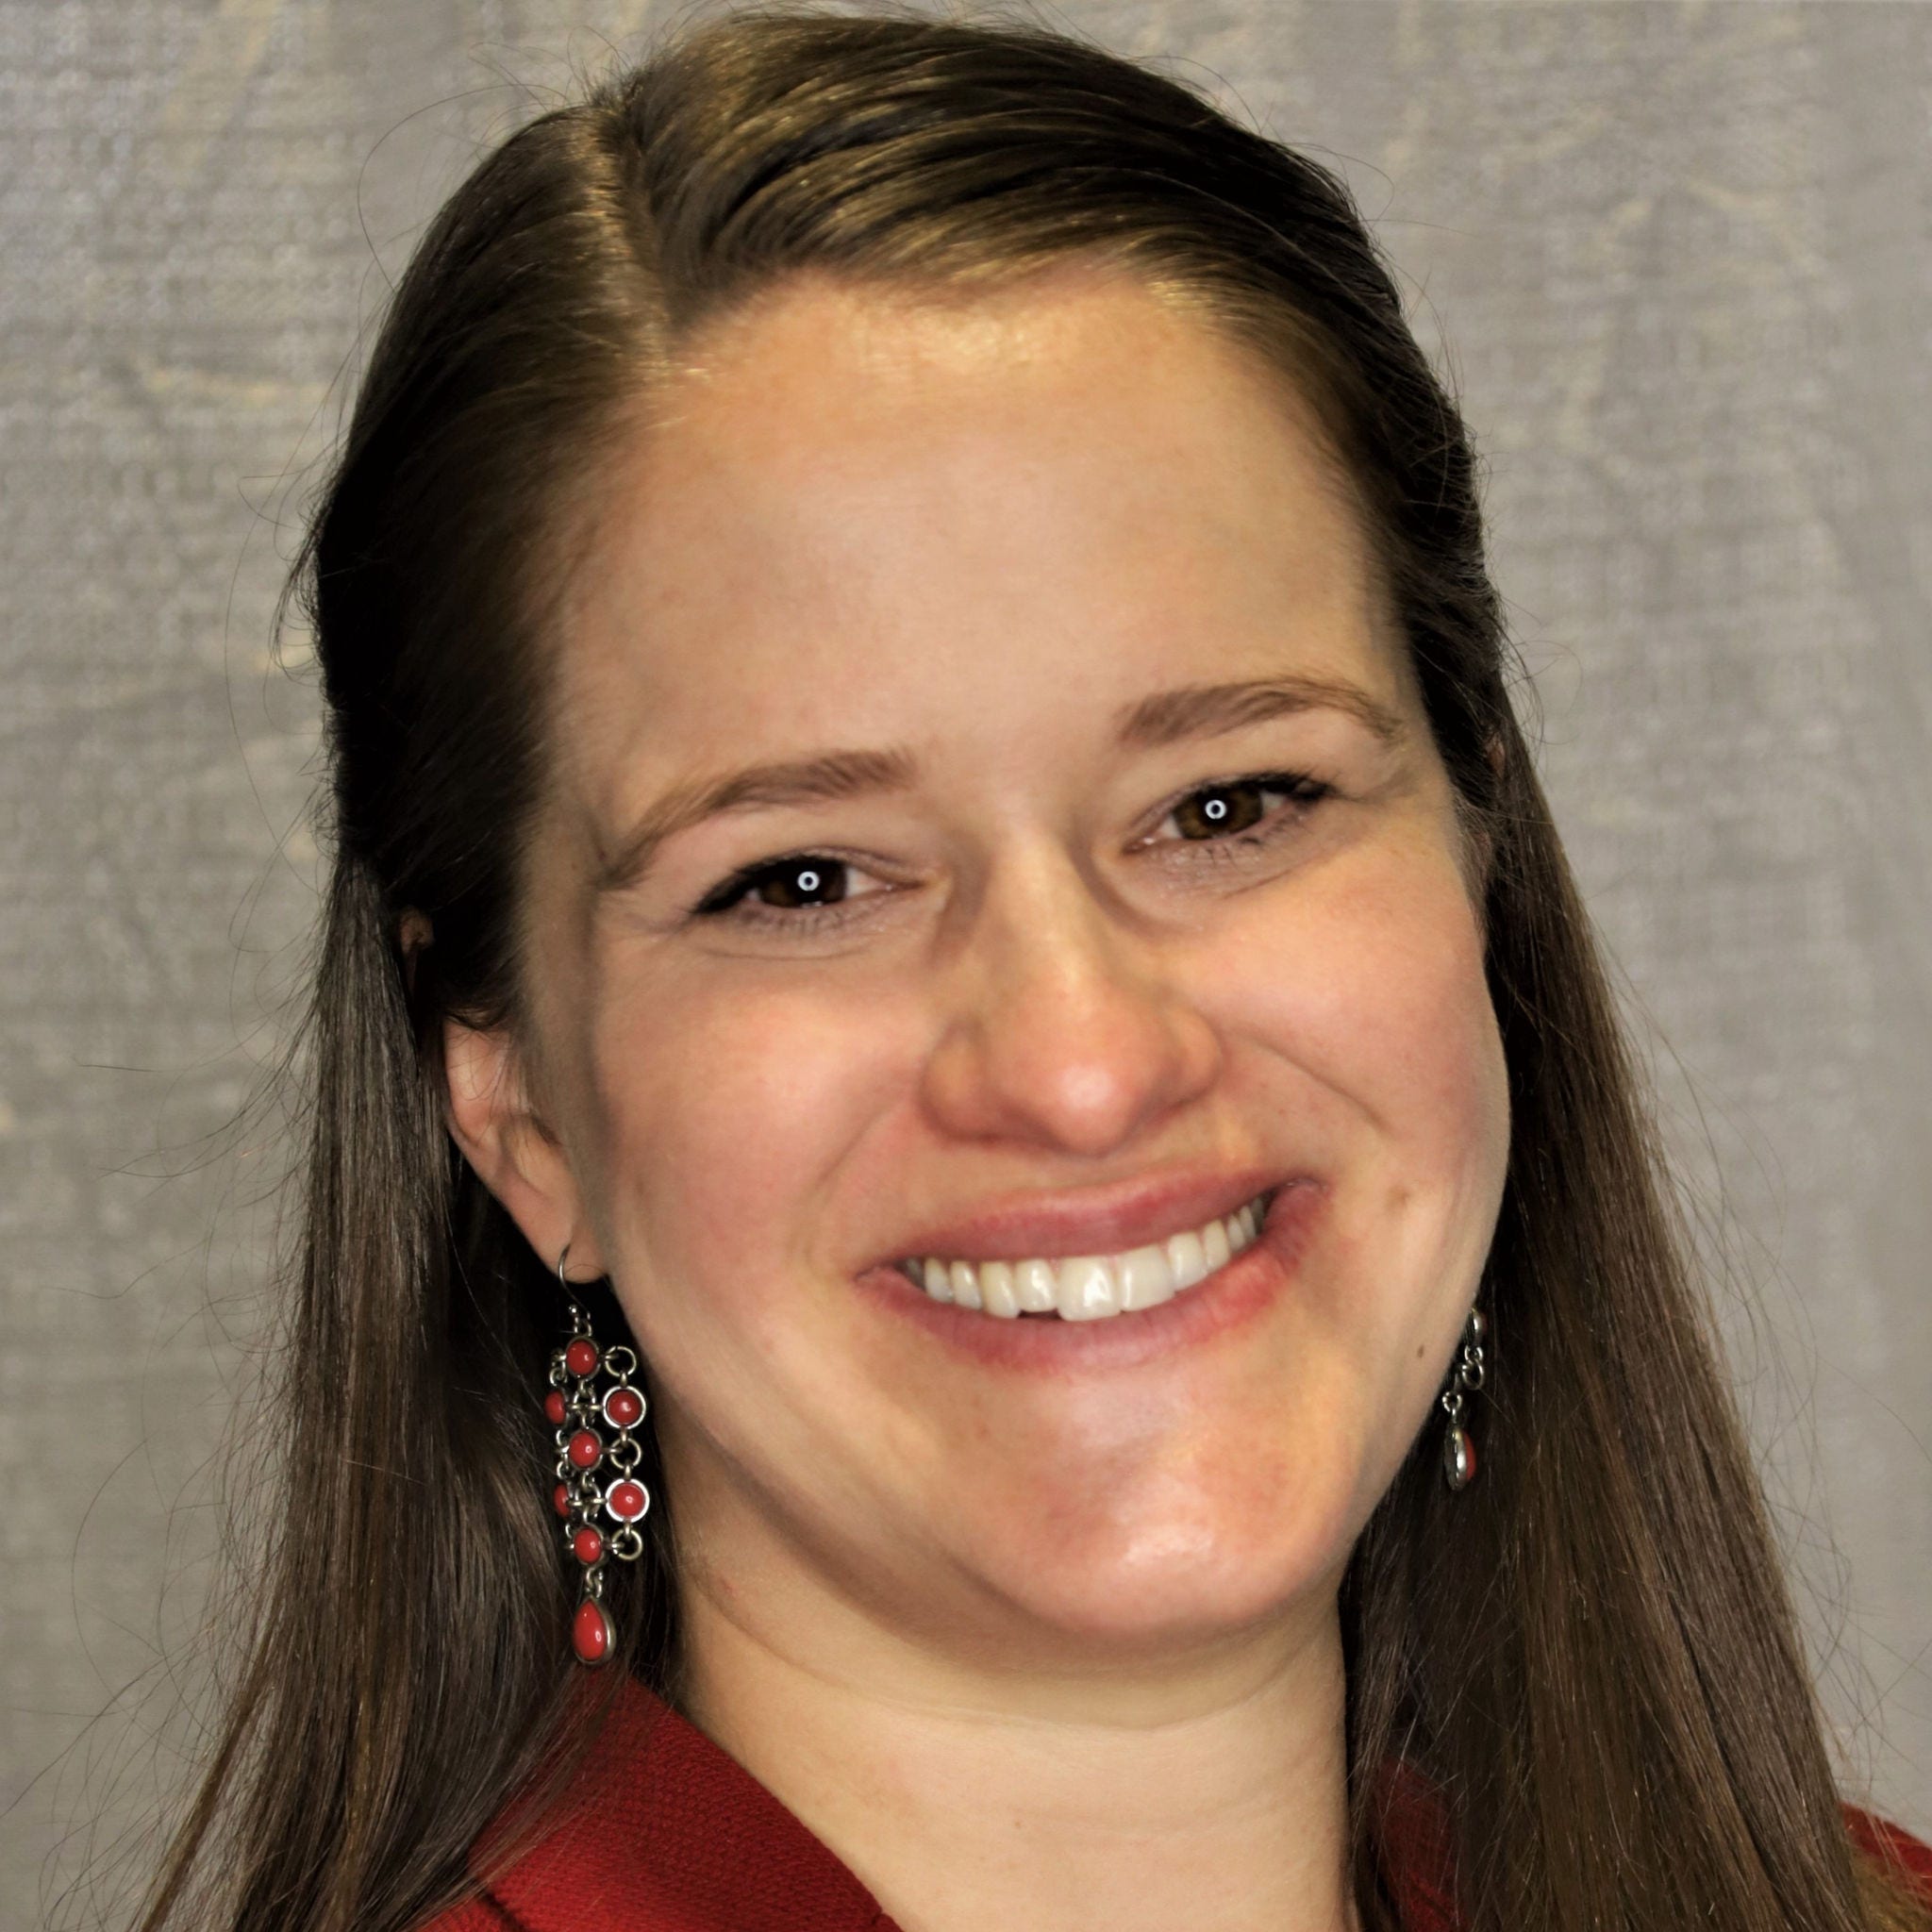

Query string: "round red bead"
[551, 1481, 572, 1518]
[606, 1477, 649, 1523]
[566, 1428, 604, 1471]
[542, 1389, 568, 1426]
[572, 1526, 605, 1566]
[564, 1339, 600, 1378]
[603, 1385, 643, 1429]
[572, 1597, 613, 1667]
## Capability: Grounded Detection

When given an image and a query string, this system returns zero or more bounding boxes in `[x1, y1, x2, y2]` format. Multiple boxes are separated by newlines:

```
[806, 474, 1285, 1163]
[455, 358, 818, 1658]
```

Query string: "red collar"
[445, 1676, 1928, 1932]
[473, 1676, 896, 1931]
[451, 1674, 1467, 1932]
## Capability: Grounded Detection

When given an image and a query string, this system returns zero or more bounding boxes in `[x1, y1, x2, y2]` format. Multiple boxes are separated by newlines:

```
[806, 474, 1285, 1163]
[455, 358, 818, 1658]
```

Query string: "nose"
[917, 842, 1223, 1158]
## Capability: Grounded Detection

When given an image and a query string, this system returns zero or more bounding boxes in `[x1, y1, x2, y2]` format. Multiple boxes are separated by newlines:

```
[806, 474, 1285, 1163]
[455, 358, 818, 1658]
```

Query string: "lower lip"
[852, 1180, 1324, 1374]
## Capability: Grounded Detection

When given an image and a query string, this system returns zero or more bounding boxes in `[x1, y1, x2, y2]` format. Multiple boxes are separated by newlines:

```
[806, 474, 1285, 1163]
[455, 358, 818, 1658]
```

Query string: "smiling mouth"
[894, 1190, 1275, 1322]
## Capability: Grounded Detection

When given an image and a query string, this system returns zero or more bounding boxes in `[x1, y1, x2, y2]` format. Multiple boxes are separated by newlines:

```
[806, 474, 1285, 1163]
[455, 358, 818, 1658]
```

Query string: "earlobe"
[441, 1018, 608, 1277]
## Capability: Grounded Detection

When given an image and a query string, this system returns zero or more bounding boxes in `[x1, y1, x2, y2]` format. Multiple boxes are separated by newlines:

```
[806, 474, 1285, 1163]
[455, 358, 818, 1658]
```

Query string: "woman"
[138, 9, 1931, 1932]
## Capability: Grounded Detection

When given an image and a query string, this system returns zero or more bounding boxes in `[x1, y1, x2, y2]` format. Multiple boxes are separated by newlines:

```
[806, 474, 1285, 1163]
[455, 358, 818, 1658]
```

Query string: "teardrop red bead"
[572, 1597, 614, 1667]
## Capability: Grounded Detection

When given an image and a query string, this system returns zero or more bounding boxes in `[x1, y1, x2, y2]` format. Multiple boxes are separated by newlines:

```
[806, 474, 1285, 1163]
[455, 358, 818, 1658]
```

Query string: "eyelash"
[688, 770, 1333, 931]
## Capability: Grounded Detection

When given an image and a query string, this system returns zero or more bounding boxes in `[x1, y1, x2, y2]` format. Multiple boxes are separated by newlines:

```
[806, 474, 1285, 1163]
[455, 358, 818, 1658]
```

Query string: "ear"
[442, 1018, 608, 1281]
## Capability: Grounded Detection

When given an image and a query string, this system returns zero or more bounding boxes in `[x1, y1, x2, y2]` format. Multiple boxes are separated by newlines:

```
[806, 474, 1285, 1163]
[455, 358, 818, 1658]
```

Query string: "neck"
[675, 1540, 1358, 1932]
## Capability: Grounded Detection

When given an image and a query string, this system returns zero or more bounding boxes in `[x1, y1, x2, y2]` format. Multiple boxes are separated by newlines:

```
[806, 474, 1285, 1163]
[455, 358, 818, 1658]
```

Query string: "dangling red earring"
[544, 1245, 650, 1665]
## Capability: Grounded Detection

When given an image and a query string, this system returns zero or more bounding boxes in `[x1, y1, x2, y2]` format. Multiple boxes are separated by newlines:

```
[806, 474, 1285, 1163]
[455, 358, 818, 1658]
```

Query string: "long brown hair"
[138, 8, 1927, 1930]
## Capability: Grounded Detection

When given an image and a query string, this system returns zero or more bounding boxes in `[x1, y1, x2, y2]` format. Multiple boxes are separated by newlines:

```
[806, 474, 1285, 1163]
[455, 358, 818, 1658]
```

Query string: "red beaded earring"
[545, 1246, 651, 1665]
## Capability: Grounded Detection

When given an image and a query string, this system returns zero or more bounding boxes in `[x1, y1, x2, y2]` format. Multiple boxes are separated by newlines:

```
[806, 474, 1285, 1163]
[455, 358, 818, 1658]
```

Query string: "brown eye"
[751, 858, 849, 909]
[694, 855, 856, 919]
[1171, 779, 1276, 841]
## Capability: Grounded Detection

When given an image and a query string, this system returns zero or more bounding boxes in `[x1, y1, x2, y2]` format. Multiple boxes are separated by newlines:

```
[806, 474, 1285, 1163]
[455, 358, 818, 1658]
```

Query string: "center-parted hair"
[141, 10, 1927, 1931]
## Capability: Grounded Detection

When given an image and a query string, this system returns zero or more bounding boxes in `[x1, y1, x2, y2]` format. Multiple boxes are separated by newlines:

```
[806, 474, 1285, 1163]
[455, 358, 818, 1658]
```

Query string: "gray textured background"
[3, 1, 1928, 1924]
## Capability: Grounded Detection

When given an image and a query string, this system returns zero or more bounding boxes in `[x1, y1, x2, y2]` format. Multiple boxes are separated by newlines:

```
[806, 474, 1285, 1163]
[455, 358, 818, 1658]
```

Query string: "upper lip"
[874, 1166, 1290, 1269]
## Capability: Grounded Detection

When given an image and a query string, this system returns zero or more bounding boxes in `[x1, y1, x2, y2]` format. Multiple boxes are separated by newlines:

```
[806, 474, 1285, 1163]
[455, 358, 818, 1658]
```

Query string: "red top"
[418, 1674, 1932, 1931]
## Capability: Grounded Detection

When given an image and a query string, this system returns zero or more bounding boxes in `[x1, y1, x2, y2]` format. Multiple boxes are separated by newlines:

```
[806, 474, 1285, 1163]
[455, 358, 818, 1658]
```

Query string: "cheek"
[1209, 832, 1509, 1394]
[1216, 830, 1506, 1160]
[580, 970, 893, 1331]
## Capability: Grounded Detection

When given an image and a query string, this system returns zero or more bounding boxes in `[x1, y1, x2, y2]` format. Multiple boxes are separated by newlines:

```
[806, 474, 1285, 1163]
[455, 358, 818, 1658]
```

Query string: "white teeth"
[902, 1192, 1270, 1322]
[1165, 1228, 1208, 1291]
[1117, 1243, 1175, 1311]
[1202, 1216, 1231, 1274]
[979, 1259, 1020, 1318]
[1055, 1256, 1123, 1321]
[1013, 1258, 1058, 1313]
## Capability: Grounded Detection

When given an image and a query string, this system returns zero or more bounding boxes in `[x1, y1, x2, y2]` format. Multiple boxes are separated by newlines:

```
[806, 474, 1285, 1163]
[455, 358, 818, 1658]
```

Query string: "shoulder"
[408, 1675, 898, 1932]
[1846, 1806, 1932, 1904]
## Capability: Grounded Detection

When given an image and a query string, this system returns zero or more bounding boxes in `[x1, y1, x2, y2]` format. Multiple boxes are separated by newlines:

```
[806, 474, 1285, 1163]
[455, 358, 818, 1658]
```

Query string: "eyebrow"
[593, 673, 1404, 895]
[1115, 672, 1405, 756]
[595, 747, 921, 894]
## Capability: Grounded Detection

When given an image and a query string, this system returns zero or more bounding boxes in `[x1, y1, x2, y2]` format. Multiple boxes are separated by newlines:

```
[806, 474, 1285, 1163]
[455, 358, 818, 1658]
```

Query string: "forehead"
[551, 269, 1404, 807]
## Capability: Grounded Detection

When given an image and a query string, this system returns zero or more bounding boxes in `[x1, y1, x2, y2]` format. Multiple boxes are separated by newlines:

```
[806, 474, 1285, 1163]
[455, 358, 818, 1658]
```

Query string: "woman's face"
[476, 268, 1510, 1665]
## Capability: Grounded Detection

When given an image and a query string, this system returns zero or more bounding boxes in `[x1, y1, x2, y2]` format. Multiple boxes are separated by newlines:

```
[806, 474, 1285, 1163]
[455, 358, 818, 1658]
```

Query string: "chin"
[998, 1557, 1341, 1660]
[967, 1469, 1365, 1654]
